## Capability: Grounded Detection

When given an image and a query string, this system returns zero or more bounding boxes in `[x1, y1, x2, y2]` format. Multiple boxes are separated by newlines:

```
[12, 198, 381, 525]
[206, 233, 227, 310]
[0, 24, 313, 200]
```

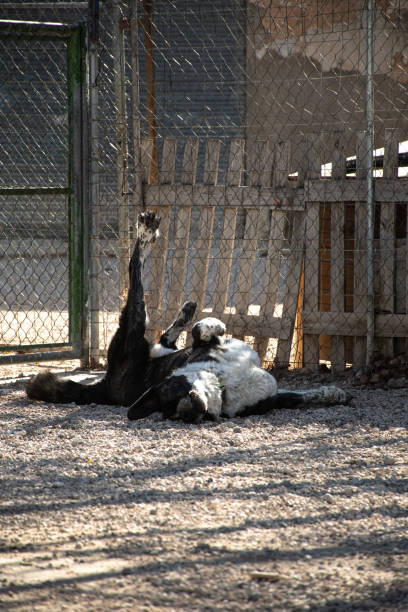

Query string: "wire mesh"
[1, 1, 408, 375]
[0, 15, 73, 354]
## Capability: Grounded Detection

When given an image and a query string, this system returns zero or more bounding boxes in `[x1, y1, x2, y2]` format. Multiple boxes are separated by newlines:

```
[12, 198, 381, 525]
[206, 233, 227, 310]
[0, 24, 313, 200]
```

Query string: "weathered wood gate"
[140, 128, 408, 370]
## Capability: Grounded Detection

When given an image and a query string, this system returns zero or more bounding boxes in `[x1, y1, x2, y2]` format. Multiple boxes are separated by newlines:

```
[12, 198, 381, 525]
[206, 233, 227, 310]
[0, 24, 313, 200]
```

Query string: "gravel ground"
[0, 362, 407, 611]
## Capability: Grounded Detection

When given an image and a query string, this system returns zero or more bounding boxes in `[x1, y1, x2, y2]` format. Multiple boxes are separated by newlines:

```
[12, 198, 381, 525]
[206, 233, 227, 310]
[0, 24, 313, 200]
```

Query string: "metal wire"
[1, 1, 408, 375]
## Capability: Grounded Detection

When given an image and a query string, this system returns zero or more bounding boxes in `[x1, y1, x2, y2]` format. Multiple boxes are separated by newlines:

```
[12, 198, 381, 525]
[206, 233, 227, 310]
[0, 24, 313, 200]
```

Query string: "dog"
[26, 211, 348, 423]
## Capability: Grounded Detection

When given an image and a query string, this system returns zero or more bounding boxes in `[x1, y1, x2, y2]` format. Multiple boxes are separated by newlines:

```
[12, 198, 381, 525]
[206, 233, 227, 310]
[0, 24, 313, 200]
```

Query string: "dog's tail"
[26, 371, 108, 405]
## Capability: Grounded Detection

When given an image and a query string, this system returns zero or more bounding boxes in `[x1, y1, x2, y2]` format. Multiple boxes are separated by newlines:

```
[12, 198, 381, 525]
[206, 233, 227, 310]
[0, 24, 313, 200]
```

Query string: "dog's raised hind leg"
[106, 211, 160, 365]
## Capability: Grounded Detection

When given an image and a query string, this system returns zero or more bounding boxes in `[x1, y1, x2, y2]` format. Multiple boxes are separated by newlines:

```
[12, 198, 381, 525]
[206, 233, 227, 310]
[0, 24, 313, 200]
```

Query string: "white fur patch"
[137, 224, 160, 246]
[192, 317, 226, 342]
[149, 344, 177, 359]
[137, 224, 160, 262]
[173, 338, 277, 418]
[211, 339, 277, 417]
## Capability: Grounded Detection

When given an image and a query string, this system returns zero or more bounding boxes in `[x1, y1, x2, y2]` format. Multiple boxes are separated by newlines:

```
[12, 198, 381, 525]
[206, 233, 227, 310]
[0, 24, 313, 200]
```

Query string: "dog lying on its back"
[26, 211, 349, 423]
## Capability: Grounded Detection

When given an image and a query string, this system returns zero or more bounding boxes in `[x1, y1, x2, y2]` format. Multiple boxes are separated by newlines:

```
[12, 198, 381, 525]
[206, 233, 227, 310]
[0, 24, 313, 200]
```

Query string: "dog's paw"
[304, 385, 351, 406]
[137, 210, 160, 247]
[180, 301, 197, 324]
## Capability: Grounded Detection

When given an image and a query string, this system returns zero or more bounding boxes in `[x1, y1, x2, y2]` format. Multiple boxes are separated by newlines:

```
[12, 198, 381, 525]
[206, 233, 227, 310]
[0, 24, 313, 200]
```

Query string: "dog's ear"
[127, 386, 158, 420]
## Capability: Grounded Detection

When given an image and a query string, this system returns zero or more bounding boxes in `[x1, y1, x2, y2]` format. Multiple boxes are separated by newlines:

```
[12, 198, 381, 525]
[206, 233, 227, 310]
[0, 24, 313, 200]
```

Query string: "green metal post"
[67, 24, 88, 360]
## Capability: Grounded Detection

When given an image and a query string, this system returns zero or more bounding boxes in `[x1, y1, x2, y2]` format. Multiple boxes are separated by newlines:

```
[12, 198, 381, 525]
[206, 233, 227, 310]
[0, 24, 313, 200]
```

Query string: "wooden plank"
[160, 138, 177, 184]
[148, 206, 171, 312]
[141, 138, 153, 184]
[303, 311, 366, 336]
[377, 203, 395, 356]
[291, 261, 304, 368]
[148, 309, 293, 341]
[254, 210, 286, 362]
[302, 201, 320, 370]
[378, 129, 398, 356]
[236, 209, 260, 316]
[319, 203, 331, 362]
[330, 203, 346, 371]
[181, 139, 199, 185]
[305, 178, 408, 203]
[301, 135, 322, 369]
[383, 128, 399, 180]
[248, 140, 272, 187]
[275, 213, 305, 367]
[303, 311, 408, 338]
[191, 207, 215, 310]
[273, 141, 290, 188]
[227, 139, 245, 186]
[204, 139, 221, 186]
[353, 201, 367, 366]
[166, 206, 192, 312]
[332, 132, 346, 179]
[250, 141, 273, 359]
[213, 208, 238, 314]
[355, 131, 366, 180]
[145, 184, 304, 210]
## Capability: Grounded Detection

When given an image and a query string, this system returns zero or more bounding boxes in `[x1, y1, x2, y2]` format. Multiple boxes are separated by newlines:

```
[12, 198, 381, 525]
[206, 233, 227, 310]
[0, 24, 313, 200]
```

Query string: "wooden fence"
[140, 129, 408, 370]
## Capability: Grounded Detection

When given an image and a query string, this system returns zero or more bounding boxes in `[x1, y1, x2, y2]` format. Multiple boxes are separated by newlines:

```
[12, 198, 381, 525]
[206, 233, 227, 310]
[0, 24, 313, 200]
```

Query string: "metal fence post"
[130, 0, 143, 215]
[88, 0, 101, 366]
[365, 0, 375, 366]
[67, 24, 87, 359]
[112, 0, 130, 307]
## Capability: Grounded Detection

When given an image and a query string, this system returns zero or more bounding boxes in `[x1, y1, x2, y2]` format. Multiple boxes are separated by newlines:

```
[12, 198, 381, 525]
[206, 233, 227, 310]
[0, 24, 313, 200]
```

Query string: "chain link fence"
[1, 1, 408, 376]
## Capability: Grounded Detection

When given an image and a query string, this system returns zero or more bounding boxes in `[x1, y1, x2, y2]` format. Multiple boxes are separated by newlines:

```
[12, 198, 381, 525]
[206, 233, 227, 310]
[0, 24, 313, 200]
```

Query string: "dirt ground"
[0, 361, 407, 611]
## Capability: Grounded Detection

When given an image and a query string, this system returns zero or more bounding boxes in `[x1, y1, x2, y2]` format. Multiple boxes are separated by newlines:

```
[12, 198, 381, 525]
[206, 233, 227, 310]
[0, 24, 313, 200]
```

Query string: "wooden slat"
[303, 312, 408, 338]
[148, 206, 171, 311]
[275, 213, 305, 366]
[145, 205, 172, 343]
[302, 135, 321, 369]
[250, 141, 273, 359]
[376, 203, 395, 356]
[213, 208, 238, 314]
[148, 309, 294, 341]
[254, 210, 286, 362]
[305, 178, 408, 203]
[355, 131, 366, 180]
[353, 201, 367, 366]
[330, 203, 346, 371]
[236, 209, 260, 316]
[303, 202, 320, 369]
[377, 129, 398, 356]
[166, 206, 192, 312]
[227, 139, 245, 186]
[203, 139, 221, 185]
[332, 131, 346, 180]
[181, 139, 199, 185]
[145, 184, 305, 210]
[191, 207, 215, 310]
[273, 141, 290, 188]
[383, 128, 399, 180]
[248, 140, 272, 187]
[141, 138, 154, 184]
[160, 138, 177, 184]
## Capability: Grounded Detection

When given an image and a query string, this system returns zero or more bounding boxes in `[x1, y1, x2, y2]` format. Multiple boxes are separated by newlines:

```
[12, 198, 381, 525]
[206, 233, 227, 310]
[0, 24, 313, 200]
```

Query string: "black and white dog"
[26, 211, 348, 423]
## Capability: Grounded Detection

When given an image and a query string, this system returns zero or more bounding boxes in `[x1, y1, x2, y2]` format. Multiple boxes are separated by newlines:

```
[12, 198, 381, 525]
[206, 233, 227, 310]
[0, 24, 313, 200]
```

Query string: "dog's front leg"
[158, 301, 197, 349]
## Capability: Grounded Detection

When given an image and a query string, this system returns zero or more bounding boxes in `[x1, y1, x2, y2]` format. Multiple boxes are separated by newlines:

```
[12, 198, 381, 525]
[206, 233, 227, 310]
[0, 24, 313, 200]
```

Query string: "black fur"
[26, 212, 196, 410]
[26, 210, 348, 422]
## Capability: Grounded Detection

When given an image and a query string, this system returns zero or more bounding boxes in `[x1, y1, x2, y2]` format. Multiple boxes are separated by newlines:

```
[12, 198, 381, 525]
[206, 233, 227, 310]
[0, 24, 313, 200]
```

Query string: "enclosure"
[1, 0, 408, 371]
